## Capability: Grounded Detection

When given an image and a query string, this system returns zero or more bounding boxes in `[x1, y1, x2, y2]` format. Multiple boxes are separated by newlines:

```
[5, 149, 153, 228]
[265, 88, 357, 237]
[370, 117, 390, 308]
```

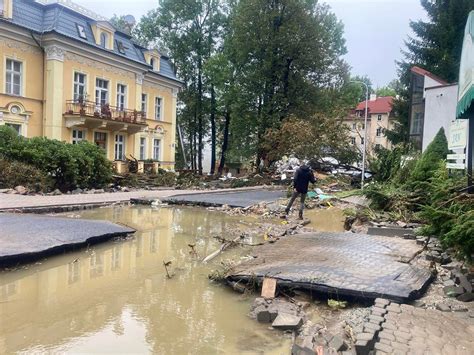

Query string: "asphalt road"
[0, 213, 134, 266]
[165, 189, 287, 208]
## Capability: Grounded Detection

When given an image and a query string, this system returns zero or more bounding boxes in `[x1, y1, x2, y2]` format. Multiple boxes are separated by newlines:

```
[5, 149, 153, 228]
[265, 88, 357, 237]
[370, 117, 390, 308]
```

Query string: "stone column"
[134, 73, 145, 158]
[43, 45, 65, 140]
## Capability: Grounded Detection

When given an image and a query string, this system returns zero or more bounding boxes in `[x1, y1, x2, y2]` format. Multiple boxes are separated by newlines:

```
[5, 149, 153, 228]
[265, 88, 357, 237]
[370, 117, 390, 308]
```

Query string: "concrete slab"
[227, 232, 432, 302]
[0, 213, 134, 266]
[164, 189, 287, 208]
[367, 226, 414, 237]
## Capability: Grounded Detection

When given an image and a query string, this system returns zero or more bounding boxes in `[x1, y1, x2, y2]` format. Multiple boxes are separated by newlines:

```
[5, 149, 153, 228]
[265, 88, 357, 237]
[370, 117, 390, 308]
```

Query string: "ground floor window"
[115, 134, 125, 160]
[72, 129, 85, 144]
[140, 137, 146, 160]
[94, 132, 107, 151]
[5, 123, 21, 135]
[350, 137, 356, 145]
[153, 138, 161, 160]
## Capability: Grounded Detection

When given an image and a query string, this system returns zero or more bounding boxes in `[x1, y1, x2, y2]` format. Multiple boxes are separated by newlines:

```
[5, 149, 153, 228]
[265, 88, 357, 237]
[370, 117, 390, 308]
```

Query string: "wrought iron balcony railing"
[65, 100, 147, 125]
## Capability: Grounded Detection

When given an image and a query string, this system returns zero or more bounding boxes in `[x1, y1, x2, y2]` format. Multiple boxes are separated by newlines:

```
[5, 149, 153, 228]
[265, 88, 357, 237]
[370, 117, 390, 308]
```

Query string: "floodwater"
[305, 207, 346, 232]
[0, 206, 292, 354]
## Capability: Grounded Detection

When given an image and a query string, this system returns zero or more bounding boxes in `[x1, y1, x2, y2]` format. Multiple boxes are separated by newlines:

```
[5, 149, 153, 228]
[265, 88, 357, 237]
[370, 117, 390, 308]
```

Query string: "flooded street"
[0, 206, 292, 354]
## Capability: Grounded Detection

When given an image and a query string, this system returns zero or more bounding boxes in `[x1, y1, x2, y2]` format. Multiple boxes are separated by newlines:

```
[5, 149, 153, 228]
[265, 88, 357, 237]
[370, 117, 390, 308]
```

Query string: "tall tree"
[404, 0, 474, 82]
[389, 0, 474, 146]
[227, 0, 349, 167]
[136, 0, 226, 174]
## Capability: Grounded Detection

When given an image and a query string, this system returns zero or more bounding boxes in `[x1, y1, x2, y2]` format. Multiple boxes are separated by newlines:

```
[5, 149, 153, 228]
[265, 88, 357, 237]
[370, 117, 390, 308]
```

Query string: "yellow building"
[0, 0, 183, 171]
[344, 95, 395, 157]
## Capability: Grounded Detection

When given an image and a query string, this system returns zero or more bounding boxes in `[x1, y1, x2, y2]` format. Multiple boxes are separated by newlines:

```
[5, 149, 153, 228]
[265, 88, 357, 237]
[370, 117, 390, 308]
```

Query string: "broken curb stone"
[271, 313, 303, 330]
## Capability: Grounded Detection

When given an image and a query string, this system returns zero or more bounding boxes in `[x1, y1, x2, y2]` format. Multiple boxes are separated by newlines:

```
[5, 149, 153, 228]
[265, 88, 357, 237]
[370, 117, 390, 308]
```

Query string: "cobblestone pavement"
[354, 298, 474, 355]
[228, 232, 432, 302]
[0, 187, 265, 211]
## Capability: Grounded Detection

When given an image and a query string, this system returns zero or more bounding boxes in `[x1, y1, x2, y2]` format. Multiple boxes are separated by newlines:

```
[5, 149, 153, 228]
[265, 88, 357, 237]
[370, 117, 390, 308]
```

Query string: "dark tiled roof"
[3, 0, 180, 82]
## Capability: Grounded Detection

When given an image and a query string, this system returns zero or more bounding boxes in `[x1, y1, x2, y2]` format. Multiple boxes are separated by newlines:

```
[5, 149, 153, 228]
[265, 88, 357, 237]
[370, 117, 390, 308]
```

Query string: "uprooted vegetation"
[363, 128, 474, 260]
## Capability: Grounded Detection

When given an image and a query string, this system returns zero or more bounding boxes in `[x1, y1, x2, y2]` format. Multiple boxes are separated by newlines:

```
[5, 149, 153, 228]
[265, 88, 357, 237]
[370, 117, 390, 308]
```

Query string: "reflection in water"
[0, 206, 291, 354]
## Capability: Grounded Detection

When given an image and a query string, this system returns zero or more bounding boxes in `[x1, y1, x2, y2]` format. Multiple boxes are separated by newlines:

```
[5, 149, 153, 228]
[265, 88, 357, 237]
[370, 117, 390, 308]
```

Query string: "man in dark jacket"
[284, 164, 316, 219]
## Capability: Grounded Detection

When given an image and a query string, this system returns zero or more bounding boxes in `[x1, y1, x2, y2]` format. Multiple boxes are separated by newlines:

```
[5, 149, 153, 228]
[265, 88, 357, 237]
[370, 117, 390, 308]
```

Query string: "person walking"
[284, 163, 316, 219]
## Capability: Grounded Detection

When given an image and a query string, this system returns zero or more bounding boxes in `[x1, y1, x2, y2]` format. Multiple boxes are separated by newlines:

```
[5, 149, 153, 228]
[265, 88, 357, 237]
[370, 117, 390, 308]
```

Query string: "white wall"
[423, 84, 458, 151]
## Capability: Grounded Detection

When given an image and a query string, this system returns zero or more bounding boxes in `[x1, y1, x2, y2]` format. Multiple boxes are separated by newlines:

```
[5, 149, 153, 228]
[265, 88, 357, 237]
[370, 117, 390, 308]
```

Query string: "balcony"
[64, 100, 147, 134]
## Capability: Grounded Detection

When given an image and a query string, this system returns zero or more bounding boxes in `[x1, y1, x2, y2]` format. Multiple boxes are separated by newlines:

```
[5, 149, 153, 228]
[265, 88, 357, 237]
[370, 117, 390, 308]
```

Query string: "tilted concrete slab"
[0, 213, 134, 266]
[164, 189, 287, 208]
[227, 232, 432, 302]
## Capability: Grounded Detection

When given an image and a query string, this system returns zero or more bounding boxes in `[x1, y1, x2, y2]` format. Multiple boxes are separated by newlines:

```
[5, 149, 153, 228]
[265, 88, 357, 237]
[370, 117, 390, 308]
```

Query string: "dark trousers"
[285, 191, 306, 214]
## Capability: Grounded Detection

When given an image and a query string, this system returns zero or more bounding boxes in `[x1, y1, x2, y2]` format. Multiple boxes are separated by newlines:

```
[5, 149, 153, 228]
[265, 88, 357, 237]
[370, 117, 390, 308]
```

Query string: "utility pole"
[351, 81, 369, 189]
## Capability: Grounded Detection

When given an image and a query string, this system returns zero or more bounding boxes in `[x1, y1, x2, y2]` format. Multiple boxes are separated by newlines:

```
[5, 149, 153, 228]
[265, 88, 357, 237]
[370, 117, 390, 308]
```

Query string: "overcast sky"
[74, 0, 427, 87]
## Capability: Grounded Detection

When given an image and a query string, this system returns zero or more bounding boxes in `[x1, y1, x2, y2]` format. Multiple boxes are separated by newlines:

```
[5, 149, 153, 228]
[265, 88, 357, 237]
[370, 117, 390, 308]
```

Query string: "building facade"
[0, 0, 182, 171]
[408, 66, 449, 150]
[344, 95, 394, 157]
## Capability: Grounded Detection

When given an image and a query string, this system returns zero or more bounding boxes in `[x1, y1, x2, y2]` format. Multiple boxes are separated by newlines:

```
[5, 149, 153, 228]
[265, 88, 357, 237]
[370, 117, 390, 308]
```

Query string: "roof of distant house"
[411, 66, 449, 85]
[0, 0, 180, 83]
[356, 96, 393, 114]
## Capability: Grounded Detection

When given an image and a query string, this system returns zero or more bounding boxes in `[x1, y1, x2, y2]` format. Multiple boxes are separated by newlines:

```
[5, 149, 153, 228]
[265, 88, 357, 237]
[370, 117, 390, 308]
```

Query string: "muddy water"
[305, 207, 346, 232]
[0, 206, 292, 354]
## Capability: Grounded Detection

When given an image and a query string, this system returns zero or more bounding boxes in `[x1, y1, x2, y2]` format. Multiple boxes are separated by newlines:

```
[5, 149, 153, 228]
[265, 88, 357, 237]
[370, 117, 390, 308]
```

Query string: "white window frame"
[95, 78, 109, 108]
[114, 134, 125, 161]
[72, 129, 86, 144]
[154, 97, 162, 121]
[5, 58, 23, 96]
[73, 72, 87, 101]
[100, 32, 108, 48]
[376, 127, 382, 137]
[116, 84, 127, 111]
[350, 137, 355, 145]
[153, 138, 161, 161]
[141, 93, 147, 116]
[377, 114, 382, 121]
[361, 137, 365, 145]
[139, 137, 147, 160]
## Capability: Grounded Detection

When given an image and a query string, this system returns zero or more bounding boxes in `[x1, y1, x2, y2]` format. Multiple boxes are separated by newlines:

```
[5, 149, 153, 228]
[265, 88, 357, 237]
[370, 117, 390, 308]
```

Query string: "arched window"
[100, 32, 108, 48]
[150, 58, 155, 70]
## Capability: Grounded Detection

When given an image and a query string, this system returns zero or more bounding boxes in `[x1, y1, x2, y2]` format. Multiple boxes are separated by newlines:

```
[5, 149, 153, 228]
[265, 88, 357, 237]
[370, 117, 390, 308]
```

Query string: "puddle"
[0, 206, 291, 354]
[305, 207, 346, 232]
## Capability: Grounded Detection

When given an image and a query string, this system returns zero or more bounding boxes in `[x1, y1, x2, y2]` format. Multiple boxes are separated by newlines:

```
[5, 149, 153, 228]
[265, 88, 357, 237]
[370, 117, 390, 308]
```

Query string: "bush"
[0, 159, 53, 191]
[408, 128, 449, 187]
[0, 126, 113, 191]
[418, 165, 474, 260]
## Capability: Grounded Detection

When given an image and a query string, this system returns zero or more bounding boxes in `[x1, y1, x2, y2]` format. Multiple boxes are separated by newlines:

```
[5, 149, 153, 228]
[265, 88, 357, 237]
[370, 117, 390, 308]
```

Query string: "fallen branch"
[203, 235, 243, 263]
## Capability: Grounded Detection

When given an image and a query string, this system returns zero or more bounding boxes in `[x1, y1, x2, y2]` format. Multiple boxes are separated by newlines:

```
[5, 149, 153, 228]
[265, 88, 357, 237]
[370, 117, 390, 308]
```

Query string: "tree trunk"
[218, 109, 231, 175]
[210, 84, 217, 175]
[197, 53, 204, 175]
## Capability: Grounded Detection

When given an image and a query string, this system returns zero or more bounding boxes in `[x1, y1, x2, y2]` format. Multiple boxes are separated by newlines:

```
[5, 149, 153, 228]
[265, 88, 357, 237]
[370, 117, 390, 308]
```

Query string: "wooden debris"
[261, 277, 277, 299]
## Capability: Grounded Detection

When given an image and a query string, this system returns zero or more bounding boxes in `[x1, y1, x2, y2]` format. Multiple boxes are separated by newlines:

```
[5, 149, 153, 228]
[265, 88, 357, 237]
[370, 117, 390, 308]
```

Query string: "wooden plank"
[447, 154, 466, 160]
[446, 162, 466, 170]
[261, 277, 277, 299]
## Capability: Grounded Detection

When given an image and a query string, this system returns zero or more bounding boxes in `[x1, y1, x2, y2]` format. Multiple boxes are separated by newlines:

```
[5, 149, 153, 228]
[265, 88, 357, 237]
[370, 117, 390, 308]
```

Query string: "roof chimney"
[370, 94, 377, 101]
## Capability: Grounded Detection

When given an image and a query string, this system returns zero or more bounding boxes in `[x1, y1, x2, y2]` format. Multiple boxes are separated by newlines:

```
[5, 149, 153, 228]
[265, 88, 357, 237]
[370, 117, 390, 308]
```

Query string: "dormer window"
[100, 33, 108, 48]
[76, 24, 87, 39]
[150, 58, 155, 70]
[92, 21, 115, 50]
